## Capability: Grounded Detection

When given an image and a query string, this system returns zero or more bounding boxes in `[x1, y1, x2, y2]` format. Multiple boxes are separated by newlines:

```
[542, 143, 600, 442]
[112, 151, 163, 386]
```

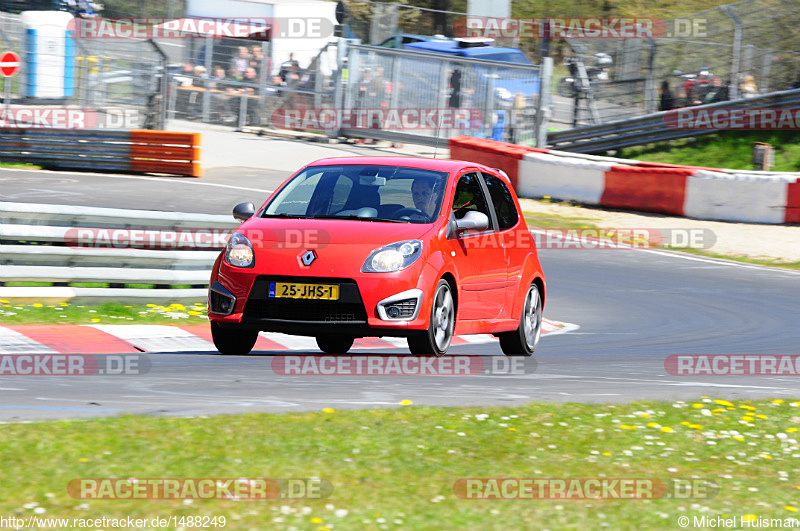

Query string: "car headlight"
[362, 240, 422, 273]
[225, 232, 254, 268]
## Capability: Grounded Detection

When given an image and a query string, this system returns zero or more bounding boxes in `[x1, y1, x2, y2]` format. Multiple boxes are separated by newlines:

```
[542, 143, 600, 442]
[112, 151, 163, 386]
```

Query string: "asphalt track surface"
[1, 168, 799, 421]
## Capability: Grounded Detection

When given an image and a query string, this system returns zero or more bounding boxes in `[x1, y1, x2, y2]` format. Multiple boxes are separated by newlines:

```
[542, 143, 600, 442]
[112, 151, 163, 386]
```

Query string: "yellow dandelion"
[509, 427, 517, 431]
[60, 303, 68, 307]
[756, 414, 768, 419]
[0, 300, 8, 303]
[787, 428, 798, 433]
[146, 303, 159, 307]
[689, 424, 703, 429]
[639, 413, 651, 418]
[311, 517, 323, 524]
[773, 399, 785, 404]
[647, 422, 660, 428]
[680, 421, 691, 426]
[692, 403, 704, 409]
[91, 318, 100, 323]
[734, 436, 745, 441]
[711, 408, 725, 413]
[322, 408, 335, 413]
[742, 416, 754, 422]
[400, 400, 413, 406]
[740, 405, 756, 411]
[79, 458, 89, 462]
[762, 455, 773, 459]
[743, 514, 757, 521]
[787, 506, 798, 512]
[713, 399, 734, 407]
[661, 426, 674, 433]
[32, 303, 43, 308]
[602, 452, 611, 456]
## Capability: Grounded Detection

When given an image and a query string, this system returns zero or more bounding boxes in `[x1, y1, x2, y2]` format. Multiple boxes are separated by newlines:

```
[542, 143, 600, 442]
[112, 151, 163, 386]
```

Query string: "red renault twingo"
[208, 157, 545, 356]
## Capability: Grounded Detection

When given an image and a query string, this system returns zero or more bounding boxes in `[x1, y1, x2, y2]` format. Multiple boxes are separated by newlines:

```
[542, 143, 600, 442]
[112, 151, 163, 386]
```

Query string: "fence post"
[202, 35, 213, 123]
[534, 57, 552, 148]
[722, 5, 742, 100]
[644, 39, 656, 114]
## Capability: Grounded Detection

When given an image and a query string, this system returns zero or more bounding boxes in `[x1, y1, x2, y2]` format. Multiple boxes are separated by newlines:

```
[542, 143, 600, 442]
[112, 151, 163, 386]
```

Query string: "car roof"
[404, 40, 528, 57]
[303, 157, 510, 184]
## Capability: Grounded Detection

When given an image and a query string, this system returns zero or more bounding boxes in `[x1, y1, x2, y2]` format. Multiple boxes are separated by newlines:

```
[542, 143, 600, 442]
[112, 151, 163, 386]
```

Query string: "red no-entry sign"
[0, 51, 20, 77]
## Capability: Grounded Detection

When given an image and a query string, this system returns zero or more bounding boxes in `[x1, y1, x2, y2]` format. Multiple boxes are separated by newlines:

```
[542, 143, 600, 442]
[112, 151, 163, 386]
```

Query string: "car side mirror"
[455, 211, 489, 233]
[233, 202, 255, 222]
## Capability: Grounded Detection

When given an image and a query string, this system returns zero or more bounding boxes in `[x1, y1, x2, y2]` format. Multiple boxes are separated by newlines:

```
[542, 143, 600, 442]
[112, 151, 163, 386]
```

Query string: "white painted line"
[0, 168, 273, 194]
[0, 327, 56, 354]
[259, 332, 318, 351]
[89, 325, 216, 352]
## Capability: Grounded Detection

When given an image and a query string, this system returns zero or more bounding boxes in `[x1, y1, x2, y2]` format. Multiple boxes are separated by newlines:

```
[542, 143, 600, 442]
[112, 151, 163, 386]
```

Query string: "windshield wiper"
[309, 214, 410, 223]
[260, 213, 307, 218]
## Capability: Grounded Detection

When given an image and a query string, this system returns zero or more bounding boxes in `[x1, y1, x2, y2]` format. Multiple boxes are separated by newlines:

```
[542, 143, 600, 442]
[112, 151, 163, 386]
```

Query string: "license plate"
[269, 282, 339, 300]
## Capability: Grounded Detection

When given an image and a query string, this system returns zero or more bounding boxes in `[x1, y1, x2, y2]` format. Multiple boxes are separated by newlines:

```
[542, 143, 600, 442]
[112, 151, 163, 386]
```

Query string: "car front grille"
[243, 276, 368, 323]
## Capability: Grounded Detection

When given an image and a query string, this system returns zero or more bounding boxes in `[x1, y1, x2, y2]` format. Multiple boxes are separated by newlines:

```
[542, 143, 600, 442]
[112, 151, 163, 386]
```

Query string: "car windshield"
[263, 165, 448, 223]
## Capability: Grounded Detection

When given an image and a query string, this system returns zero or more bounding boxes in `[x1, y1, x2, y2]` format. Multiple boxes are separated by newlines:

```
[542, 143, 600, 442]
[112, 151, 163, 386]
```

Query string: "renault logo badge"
[301, 250, 317, 266]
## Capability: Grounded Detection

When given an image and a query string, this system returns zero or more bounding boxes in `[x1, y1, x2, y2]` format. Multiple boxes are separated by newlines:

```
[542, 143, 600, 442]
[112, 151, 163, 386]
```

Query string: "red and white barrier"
[449, 136, 800, 224]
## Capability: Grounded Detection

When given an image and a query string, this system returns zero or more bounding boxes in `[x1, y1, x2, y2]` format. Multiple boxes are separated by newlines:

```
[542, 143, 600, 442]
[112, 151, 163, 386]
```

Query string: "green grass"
[0, 301, 208, 325]
[523, 207, 800, 270]
[2, 399, 800, 529]
[0, 162, 42, 170]
[617, 130, 800, 172]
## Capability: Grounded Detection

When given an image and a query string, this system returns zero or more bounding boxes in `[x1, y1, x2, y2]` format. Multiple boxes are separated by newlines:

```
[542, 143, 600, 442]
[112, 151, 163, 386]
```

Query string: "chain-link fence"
[341, 44, 544, 146]
[561, 0, 800, 124]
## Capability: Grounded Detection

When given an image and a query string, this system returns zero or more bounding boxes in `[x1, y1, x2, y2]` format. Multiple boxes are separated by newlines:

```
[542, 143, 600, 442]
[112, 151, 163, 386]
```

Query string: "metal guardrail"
[0, 129, 202, 176]
[0, 202, 239, 302]
[547, 89, 800, 153]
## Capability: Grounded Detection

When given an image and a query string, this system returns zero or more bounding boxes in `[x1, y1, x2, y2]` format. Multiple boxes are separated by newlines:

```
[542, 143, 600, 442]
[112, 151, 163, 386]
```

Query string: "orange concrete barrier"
[130, 131, 202, 177]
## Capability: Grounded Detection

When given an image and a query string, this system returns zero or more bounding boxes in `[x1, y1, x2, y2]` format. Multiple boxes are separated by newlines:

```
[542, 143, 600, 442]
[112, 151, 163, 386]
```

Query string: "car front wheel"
[316, 335, 355, 354]
[408, 279, 454, 356]
[499, 283, 542, 356]
[210, 321, 259, 355]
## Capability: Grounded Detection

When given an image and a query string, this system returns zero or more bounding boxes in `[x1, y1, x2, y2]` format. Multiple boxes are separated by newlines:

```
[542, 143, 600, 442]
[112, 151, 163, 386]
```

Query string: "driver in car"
[411, 178, 441, 219]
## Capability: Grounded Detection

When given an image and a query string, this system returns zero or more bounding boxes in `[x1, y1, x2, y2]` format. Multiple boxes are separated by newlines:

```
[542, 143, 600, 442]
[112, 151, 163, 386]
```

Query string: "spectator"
[740, 75, 758, 98]
[705, 76, 727, 104]
[192, 65, 207, 88]
[208, 65, 226, 90]
[231, 46, 250, 78]
[279, 53, 300, 82]
[449, 67, 462, 108]
[682, 77, 696, 105]
[659, 80, 674, 111]
[248, 46, 264, 76]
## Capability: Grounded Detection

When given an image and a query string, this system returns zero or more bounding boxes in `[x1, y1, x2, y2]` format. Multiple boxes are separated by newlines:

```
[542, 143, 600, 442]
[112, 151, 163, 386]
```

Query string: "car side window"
[482, 173, 519, 230]
[452, 172, 493, 230]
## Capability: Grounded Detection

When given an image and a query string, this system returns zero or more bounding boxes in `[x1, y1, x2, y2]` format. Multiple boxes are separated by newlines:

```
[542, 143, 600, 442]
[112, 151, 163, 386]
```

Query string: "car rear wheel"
[210, 322, 259, 355]
[408, 279, 454, 356]
[316, 335, 355, 354]
[499, 283, 542, 356]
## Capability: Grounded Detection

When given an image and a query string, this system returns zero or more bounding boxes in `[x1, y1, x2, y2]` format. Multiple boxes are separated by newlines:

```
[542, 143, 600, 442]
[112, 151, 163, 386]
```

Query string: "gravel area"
[519, 198, 800, 263]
